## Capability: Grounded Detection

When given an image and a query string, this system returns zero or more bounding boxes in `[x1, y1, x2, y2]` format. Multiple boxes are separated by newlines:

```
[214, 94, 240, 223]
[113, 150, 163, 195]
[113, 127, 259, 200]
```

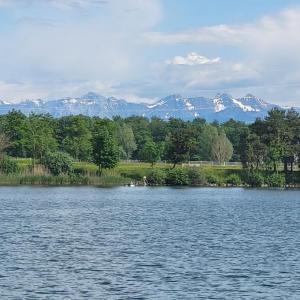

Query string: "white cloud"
[1, 3, 300, 106]
[0, 0, 162, 100]
[143, 7, 300, 105]
[166, 52, 221, 66]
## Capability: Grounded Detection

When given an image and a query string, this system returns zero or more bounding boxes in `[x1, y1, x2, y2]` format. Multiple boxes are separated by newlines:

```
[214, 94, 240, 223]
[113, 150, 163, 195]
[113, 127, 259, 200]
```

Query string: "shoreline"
[0, 178, 299, 189]
[1, 160, 299, 188]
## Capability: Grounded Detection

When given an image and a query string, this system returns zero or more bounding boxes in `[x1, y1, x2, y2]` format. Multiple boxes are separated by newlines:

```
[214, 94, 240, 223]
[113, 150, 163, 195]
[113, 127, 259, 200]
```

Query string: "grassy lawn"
[6, 158, 300, 187]
[73, 160, 243, 180]
[8, 158, 244, 185]
[13, 158, 242, 177]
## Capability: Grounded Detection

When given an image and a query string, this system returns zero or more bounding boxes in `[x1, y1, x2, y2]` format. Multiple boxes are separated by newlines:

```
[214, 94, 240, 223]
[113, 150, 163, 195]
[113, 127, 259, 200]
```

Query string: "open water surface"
[0, 187, 299, 299]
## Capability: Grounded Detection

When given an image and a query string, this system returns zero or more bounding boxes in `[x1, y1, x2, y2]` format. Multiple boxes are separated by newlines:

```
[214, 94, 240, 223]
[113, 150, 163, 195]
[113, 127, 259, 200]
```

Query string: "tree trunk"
[98, 164, 103, 176]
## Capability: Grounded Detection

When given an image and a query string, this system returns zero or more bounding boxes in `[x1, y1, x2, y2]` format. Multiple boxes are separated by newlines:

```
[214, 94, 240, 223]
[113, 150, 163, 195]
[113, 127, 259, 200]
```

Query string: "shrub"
[0, 157, 20, 174]
[166, 168, 190, 186]
[120, 170, 144, 181]
[265, 173, 286, 188]
[41, 151, 73, 176]
[147, 169, 166, 185]
[226, 174, 242, 186]
[244, 171, 264, 187]
[206, 174, 220, 185]
[285, 172, 300, 185]
[187, 167, 207, 186]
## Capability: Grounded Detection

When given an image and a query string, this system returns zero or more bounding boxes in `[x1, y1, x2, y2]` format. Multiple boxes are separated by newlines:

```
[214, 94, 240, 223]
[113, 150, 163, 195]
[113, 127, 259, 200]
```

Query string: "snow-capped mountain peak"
[0, 92, 293, 123]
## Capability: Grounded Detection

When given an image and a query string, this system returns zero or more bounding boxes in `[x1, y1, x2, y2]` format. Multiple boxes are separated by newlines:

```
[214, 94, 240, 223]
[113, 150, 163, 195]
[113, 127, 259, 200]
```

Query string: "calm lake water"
[0, 187, 300, 299]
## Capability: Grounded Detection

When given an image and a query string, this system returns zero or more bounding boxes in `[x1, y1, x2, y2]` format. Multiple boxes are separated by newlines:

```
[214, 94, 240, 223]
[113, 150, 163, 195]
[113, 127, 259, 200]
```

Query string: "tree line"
[0, 108, 299, 176]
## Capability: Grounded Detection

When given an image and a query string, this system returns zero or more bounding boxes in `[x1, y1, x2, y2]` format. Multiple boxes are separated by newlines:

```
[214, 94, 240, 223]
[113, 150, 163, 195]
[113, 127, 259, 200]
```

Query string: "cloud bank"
[0, 3, 300, 106]
[144, 7, 300, 105]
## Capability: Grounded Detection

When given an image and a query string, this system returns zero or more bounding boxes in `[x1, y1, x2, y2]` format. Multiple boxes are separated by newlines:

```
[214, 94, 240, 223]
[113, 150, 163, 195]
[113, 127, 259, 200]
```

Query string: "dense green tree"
[283, 109, 300, 171]
[1, 110, 28, 157]
[241, 133, 267, 170]
[25, 114, 58, 167]
[165, 127, 195, 168]
[223, 119, 249, 161]
[0, 106, 299, 182]
[139, 139, 160, 167]
[194, 124, 218, 161]
[57, 115, 92, 161]
[41, 151, 73, 176]
[124, 116, 151, 159]
[92, 121, 119, 175]
[149, 117, 168, 142]
[267, 140, 284, 173]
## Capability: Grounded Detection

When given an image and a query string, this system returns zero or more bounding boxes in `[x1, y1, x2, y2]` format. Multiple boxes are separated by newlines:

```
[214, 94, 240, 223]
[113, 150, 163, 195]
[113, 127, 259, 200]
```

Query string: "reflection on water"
[0, 187, 299, 299]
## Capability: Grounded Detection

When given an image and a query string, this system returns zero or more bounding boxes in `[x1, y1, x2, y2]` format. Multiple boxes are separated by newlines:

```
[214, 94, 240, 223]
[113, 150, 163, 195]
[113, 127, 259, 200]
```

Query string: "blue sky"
[0, 0, 300, 105]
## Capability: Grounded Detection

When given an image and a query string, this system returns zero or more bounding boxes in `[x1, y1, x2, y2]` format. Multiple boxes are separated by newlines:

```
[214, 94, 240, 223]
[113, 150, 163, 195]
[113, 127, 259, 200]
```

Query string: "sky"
[0, 0, 300, 106]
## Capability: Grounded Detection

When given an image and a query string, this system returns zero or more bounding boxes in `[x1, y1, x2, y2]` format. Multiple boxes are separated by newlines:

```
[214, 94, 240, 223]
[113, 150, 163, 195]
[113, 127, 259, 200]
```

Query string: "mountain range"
[0, 92, 297, 123]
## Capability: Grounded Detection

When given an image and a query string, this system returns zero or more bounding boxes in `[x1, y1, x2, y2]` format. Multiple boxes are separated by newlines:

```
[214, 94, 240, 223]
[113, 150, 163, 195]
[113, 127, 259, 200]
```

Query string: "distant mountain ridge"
[0, 92, 298, 122]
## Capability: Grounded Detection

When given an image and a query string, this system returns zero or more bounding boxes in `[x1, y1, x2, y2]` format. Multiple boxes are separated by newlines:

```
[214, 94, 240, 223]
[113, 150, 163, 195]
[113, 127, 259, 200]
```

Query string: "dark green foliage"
[223, 119, 249, 161]
[165, 127, 195, 168]
[226, 174, 242, 186]
[139, 139, 160, 166]
[57, 115, 92, 161]
[187, 167, 207, 186]
[166, 168, 190, 186]
[244, 171, 264, 187]
[92, 120, 119, 175]
[265, 173, 286, 188]
[147, 169, 166, 185]
[41, 151, 73, 176]
[285, 172, 300, 185]
[0, 157, 20, 174]
[124, 116, 151, 160]
[25, 114, 58, 162]
[0, 106, 299, 187]
[206, 174, 220, 185]
[2, 110, 28, 157]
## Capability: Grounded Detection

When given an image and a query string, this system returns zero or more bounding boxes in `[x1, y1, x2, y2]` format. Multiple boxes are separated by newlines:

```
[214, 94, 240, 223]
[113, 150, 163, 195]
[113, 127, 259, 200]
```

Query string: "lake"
[0, 187, 299, 299]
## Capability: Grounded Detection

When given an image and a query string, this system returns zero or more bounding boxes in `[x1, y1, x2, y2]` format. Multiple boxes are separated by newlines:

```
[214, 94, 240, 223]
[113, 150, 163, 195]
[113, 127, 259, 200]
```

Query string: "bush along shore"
[0, 157, 299, 188]
[134, 167, 299, 188]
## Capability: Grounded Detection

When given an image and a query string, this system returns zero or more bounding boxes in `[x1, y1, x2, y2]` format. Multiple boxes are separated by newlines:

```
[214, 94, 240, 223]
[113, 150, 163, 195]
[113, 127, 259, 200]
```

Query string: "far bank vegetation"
[0, 108, 299, 187]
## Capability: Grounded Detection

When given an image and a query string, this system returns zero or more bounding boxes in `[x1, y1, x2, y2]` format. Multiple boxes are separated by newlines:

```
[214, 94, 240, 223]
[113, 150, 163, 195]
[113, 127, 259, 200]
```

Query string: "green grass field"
[0, 158, 246, 186]
[2, 158, 299, 187]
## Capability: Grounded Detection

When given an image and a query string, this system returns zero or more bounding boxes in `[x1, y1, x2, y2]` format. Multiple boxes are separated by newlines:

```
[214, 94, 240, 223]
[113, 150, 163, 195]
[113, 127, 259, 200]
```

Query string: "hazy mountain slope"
[0, 92, 293, 122]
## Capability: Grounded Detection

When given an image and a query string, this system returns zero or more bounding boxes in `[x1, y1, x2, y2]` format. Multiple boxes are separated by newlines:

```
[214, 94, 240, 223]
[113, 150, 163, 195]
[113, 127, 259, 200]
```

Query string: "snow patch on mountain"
[232, 98, 257, 112]
[184, 99, 194, 111]
[147, 100, 165, 109]
[0, 92, 290, 123]
[213, 98, 225, 112]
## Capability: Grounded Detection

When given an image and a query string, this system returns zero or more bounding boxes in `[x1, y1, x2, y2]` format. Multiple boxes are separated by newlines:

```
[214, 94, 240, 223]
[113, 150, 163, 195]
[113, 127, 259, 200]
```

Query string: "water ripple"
[0, 187, 300, 299]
